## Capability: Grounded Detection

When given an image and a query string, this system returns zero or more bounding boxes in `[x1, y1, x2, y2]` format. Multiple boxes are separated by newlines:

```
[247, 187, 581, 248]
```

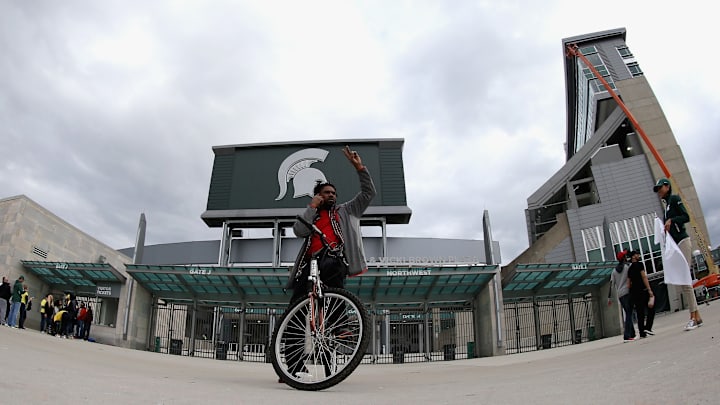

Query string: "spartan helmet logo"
[275, 148, 329, 201]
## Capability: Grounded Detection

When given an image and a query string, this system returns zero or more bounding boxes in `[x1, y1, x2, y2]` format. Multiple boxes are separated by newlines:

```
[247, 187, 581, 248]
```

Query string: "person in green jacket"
[7, 275, 24, 327]
[654, 178, 703, 330]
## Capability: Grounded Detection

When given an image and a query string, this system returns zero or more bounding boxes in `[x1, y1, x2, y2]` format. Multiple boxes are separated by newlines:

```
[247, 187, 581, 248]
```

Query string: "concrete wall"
[474, 273, 505, 357]
[502, 213, 572, 285]
[616, 76, 711, 251]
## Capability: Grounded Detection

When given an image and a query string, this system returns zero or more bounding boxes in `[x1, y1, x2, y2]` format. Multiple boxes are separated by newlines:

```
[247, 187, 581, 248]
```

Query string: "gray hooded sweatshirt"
[610, 262, 631, 298]
[287, 167, 376, 289]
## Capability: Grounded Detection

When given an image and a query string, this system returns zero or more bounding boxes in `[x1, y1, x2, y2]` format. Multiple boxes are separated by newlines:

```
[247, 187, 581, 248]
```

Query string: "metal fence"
[503, 295, 596, 354]
[150, 301, 476, 364]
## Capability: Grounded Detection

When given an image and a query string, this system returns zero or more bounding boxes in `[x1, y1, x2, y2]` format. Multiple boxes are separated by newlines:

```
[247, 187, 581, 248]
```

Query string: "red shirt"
[308, 209, 340, 254]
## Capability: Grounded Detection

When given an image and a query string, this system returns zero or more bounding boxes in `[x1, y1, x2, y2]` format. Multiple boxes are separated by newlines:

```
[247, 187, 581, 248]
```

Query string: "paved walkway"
[1, 306, 718, 404]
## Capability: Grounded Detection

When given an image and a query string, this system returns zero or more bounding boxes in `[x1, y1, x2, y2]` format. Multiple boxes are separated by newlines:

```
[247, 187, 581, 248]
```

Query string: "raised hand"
[342, 145, 363, 170]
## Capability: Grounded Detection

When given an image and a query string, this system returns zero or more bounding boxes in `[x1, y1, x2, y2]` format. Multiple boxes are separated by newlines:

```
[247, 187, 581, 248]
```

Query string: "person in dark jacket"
[0, 277, 11, 325]
[627, 250, 655, 338]
[8, 275, 24, 327]
[654, 178, 703, 330]
[64, 293, 78, 337]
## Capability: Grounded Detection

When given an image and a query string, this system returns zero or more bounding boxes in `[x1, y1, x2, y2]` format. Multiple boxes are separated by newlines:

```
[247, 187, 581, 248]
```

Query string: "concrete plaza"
[1, 306, 718, 405]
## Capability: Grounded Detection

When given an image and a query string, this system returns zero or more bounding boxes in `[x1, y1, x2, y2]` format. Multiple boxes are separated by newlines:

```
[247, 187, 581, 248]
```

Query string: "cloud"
[1, 0, 718, 265]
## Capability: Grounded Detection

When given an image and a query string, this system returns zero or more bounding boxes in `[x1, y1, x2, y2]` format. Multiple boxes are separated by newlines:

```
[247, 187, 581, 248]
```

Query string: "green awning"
[21, 260, 126, 293]
[503, 262, 615, 299]
[125, 264, 499, 305]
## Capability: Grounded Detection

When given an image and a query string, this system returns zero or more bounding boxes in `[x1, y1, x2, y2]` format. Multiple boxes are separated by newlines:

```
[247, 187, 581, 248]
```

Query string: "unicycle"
[270, 216, 370, 391]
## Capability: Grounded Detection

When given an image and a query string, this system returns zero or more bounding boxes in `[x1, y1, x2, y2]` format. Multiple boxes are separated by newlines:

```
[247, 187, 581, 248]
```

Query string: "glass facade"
[581, 213, 662, 274]
[573, 46, 616, 154]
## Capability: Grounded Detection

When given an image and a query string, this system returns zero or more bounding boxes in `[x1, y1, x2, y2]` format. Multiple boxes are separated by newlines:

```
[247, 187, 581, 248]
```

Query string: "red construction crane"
[565, 44, 718, 275]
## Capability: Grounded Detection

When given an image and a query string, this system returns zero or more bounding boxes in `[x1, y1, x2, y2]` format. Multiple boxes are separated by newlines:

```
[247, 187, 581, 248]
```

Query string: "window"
[626, 62, 643, 77]
[585, 214, 661, 267]
[616, 46, 633, 58]
[586, 249, 603, 262]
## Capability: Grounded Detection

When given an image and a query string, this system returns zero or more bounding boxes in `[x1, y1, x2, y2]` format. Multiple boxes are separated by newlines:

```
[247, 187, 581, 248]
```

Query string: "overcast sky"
[2, 1, 718, 265]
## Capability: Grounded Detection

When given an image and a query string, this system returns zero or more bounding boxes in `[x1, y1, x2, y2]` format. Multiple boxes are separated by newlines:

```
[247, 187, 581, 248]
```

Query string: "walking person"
[7, 275, 25, 328]
[282, 145, 376, 381]
[627, 250, 654, 338]
[0, 277, 11, 325]
[653, 178, 704, 330]
[608, 249, 636, 342]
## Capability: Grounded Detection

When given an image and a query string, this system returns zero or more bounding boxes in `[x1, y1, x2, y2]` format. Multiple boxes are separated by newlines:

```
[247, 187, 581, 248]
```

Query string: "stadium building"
[1, 28, 714, 361]
[503, 28, 713, 318]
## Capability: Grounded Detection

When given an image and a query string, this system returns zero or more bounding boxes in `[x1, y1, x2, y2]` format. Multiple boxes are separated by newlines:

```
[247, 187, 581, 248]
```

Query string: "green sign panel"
[202, 139, 410, 226]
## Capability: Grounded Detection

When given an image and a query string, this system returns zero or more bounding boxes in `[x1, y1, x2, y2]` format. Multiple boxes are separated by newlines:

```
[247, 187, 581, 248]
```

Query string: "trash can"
[169, 339, 183, 355]
[540, 334, 552, 349]
[393, 351, 405, 364]
[154, 337, 161, 353]
[467, 341, 475, 359]
[588, 326, 596, 341]
[574, 329, 582, 344]
[443, 344, 455, 361]
[215, 342, 227, 360]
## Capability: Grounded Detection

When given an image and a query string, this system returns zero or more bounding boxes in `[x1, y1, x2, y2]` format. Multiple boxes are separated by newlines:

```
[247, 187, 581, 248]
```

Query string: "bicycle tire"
[271, 287, 370, 391]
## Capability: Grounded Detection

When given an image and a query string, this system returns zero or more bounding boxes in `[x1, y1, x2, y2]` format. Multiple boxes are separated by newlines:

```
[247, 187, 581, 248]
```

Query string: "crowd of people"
[0, 276, 93, 340]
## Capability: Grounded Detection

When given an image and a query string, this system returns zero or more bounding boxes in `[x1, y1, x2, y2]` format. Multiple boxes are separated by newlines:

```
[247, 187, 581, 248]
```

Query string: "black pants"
[18, 303, 26, 328]
[632, 291, 651, 337]
[83, 320, 91, 340]
[285, 259, 346, 376]
[645, 297, 655, 332]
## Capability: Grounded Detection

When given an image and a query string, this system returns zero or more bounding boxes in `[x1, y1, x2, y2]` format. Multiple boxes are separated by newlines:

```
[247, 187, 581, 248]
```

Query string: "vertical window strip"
[631, 217, 643, 255]
[581, 229, 590, 261]
[595, 226, 605, 261]
[622, 220, 630, 249]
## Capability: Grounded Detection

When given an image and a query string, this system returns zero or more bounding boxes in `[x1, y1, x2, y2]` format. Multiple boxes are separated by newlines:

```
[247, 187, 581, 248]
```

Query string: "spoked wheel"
[271, 287, 370, 391]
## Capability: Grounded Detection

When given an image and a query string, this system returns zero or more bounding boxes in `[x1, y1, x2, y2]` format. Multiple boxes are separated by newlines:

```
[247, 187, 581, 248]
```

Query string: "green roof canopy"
[503, 262, 615, 300]
[125, 264, 499, 306]
[21, 260, 126, 292]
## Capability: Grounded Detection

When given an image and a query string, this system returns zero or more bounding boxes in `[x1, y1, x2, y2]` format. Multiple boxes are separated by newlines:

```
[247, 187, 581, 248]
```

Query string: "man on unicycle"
[282, 145, 376, 381]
